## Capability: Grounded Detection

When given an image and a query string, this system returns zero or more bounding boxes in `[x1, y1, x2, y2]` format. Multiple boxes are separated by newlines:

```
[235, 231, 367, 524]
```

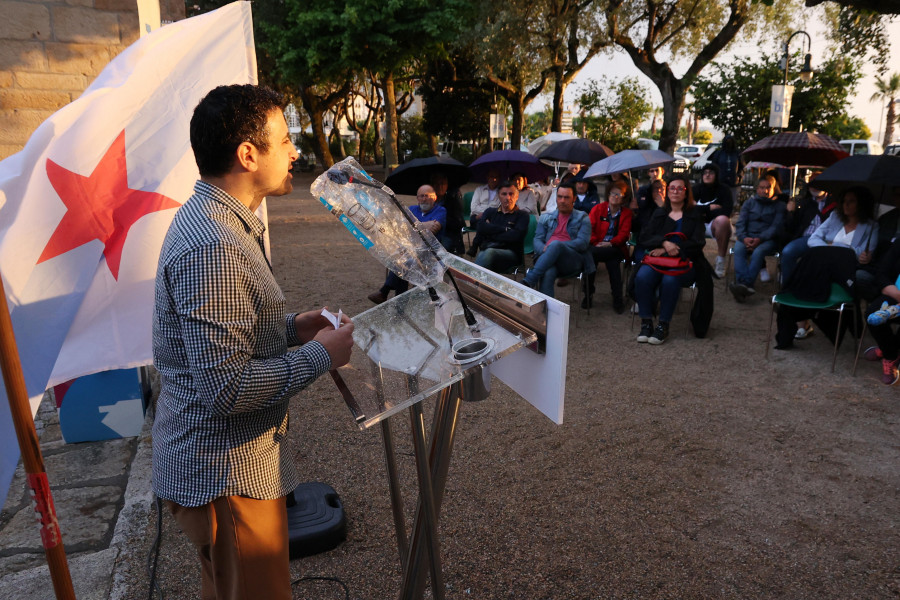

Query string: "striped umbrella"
[741, 132, 849, 168]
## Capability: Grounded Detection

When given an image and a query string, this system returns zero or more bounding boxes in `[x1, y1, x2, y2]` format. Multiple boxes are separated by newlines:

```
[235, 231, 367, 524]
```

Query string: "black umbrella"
[814, 154, 900, 206]
[536, 138, 614, 166]
[384, 156, 470, 195]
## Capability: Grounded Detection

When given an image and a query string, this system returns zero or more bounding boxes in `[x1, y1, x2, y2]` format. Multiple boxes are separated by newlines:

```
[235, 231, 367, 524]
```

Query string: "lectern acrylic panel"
[337, 282, 537, 429]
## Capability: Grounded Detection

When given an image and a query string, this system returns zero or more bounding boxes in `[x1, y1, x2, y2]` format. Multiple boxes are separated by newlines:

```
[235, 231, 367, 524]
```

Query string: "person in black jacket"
[860, 237, 900, 385]
[468, 180, 530, 273]
[780, 173, 836, 285]
[691, 163, 733, 278]
[432, 171, 465, 255]
[634, 173, 706, 345]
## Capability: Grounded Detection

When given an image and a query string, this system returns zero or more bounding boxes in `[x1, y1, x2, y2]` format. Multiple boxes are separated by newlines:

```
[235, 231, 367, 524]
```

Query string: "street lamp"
[781, 30, 813, 85]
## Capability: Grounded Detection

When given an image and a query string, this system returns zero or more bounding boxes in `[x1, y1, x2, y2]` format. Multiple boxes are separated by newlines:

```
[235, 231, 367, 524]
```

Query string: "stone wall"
[0, 0, 185, 160]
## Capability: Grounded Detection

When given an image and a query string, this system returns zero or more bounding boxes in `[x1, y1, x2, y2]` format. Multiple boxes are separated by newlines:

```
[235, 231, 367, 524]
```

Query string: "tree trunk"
[428, 133, 438, 156]
[509, 92, 525, 151]
[884, 97, 896, 149]
[381, 72, 399, 167]
[658, 78, 686, 154]
[299, 87, 334, 168]
[550, 68, 566, 132]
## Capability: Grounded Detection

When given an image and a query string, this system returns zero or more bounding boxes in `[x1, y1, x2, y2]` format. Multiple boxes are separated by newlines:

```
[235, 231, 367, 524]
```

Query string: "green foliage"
[694, 130, 713, 145]
[824, 5, 892, 75]
[523, 109, 552, 142]
[820, 114, 871, 140]
[418, 50, 493, 143]
[577, 76, 652, 151]
[399, 115, 431, 158]
[692, 53, 864, 149]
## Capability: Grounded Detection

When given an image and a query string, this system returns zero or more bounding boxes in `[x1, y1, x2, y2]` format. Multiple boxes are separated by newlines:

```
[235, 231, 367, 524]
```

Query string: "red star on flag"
[39, 130, 181, 280]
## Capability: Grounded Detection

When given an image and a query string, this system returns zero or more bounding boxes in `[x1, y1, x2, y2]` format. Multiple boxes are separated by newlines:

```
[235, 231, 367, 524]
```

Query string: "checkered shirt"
[151, 181, 331, 506]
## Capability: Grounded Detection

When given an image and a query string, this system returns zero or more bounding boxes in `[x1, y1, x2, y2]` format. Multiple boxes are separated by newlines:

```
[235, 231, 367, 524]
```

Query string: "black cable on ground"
[291, 575, 351, 600]
[147, 494, 164, 600]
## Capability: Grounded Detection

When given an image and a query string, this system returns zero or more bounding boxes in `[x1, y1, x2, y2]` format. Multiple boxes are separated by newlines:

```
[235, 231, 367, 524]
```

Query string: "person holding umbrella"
[586, 180, 632, 312]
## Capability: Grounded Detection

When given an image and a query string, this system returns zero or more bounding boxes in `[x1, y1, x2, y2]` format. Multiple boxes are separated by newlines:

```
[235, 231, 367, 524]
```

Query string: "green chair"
[510, 214, 539, 279]
[462, 191, 476, 245]
[765, 282, 856, 373]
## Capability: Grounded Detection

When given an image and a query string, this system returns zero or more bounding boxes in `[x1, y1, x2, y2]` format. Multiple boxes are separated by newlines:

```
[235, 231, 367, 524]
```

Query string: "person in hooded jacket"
[729, 174, 786, 302]
[691, 163, 733, 278]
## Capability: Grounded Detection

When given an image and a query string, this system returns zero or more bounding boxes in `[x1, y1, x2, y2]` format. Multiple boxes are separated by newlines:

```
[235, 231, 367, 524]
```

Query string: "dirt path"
[130, 171, 900, 599]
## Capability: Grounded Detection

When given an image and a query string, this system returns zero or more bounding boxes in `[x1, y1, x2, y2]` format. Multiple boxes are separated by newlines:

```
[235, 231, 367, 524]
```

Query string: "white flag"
[0, 1, 257, 504]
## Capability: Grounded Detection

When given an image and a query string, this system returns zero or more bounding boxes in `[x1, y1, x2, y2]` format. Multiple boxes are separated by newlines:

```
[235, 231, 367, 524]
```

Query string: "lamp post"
[781, 30, 814, 86]
[769, 30, 813, 131]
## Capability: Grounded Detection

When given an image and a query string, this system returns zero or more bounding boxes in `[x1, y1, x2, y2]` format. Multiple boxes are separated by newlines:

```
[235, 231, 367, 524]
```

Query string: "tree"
[577, 76, 652, 150]
[871, 73, 900, 147]
[821, 114, 871, 140]
[605, 0, 799, 153]
[692, 53, 863, 149]
[418, 51, 494, 149]
[523, 108, 553, 142]
[804, 0, 900, 14]
[694, 130, 713, 144]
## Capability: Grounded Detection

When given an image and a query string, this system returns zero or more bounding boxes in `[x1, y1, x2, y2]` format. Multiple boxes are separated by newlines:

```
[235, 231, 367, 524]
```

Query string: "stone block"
[43, 438, 136, 487]
[46, 42, 111, 76]
[0, 485, 122, 553]
[0, 71, 13, 88]
[14, 70, 85, 91]
[118, 10, 139, 45]
[0, 89, 70, 111]
[0, 548, 117, 599]
[0, 2, 50, 41]
[53, 6, 120, 44]
[0, 108, 52, 145]
[0, 39, 47, 72]
[95, 0, 138, 10]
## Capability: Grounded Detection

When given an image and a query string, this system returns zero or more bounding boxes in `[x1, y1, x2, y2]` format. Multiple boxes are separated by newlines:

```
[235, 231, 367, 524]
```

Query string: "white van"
[839, 139, 884, 156]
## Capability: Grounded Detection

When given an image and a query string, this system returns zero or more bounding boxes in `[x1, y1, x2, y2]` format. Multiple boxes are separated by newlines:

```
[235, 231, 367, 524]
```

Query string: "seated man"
[691, 163, 734, 278]
[522, 183, 595, 299]
[467, 180, 530, 273]
[729, 174, 786, 302]
[573, 176, 600, 214]
[368, 184, 446, 304]
[469, 168, 501, 228]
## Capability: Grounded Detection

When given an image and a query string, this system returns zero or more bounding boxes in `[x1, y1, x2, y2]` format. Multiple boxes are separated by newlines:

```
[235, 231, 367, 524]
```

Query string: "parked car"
[671, 154, 691, 174]
[839, 139, 884, 156]
[674, 144, 706, 161]
[884, 144, 900, 156]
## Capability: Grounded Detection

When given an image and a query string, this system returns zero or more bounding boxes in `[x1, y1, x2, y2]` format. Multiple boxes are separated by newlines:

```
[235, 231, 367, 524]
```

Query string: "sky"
[529, 11, 900, 145]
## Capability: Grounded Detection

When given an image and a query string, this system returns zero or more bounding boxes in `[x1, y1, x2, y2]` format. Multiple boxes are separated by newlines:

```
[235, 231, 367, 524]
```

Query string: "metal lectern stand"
[334, 259, 547, 600]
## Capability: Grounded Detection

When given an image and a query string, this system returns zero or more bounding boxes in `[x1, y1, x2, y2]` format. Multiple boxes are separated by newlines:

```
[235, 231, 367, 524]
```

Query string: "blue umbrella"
[583, 149, 676, 178]
[468, 150, 553, 183]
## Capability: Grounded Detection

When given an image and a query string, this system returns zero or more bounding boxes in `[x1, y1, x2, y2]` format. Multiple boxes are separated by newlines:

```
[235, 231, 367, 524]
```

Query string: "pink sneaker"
[863, 346, 883, 361]
[880, 358, 900, 385]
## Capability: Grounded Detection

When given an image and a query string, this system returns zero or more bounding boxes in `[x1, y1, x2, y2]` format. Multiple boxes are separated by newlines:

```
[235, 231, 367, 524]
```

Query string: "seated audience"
[573, 175, 600, 215]
[511, 172, 539, 216]
[431, 170, 465, 255]
[467, 180, 530, 273]
[780, 173, 834, 286]
[860, 237, 900, 385]
[692, 163, 734, 278]
[585, 180, 632, 312]
[470, 168, 501, 228]
[634, 174, 706, 344]
[368, 184, 446, 304]
[522, 183, 594, 299]
[729, 174, 786, 302]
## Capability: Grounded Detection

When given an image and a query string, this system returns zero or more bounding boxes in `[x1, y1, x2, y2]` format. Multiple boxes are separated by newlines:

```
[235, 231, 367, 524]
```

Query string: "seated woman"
[634, 173, 705, 345]
[861, 237, 900, 385]
[729, 174, 786, 302]
[806, 186, 877, 284]
[584, 180, 633, 312]
[511, 172, 539, 215]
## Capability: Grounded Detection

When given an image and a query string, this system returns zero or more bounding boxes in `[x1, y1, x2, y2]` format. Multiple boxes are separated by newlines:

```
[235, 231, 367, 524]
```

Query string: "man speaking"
[152, 85, 354, 599]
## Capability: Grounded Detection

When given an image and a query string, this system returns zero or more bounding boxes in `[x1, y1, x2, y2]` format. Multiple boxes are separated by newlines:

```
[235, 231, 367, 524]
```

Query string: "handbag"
[640, 232, 692, 276]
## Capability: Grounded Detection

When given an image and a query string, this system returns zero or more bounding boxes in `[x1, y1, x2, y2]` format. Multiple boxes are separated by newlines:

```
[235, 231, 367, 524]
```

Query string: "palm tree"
[871, 73, 900, 148]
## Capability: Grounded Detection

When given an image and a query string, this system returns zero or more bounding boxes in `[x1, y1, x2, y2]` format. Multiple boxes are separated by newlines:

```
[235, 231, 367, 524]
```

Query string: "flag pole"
[0, 273, 75, 600]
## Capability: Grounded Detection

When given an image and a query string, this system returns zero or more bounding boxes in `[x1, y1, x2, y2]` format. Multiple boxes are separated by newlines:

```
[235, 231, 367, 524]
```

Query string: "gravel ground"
[121, 171, 900, 600]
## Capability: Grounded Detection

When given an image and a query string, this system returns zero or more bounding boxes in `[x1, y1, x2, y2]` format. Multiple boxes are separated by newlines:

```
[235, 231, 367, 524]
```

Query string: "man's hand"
[423, 220, 442, 234]
[744, 237, 760, 250]
[294, 309, 336, 344]
[314, 320, 355, 369]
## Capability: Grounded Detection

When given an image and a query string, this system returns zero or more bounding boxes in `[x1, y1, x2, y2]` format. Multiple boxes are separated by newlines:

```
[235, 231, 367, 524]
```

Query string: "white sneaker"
[759, 269, 771, 283]
[714, 256, 726, 278]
